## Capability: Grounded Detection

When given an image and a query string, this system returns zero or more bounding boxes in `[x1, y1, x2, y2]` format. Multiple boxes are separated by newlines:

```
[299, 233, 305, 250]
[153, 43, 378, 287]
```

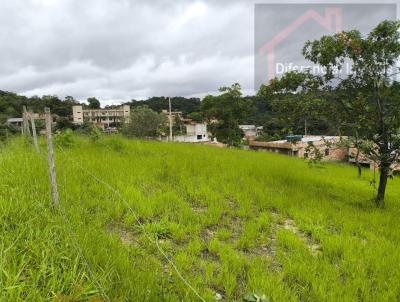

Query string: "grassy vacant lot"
[1, 136, 400, 301]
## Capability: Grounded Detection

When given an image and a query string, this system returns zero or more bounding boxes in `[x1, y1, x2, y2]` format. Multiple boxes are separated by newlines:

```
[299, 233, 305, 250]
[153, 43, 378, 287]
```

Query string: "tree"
[261, 20, 400, 207]
[122, 106, 166, 138]
[187, 112, 204, 123]
[127, 97, 201, 115]
[55, 117, 76, 131]
[302, 20, 400, 207]
[201, 83, 252, 146]
[257, 71, 331, 136]
[172, 115, 186, 135]
[87, 97, 101, 109]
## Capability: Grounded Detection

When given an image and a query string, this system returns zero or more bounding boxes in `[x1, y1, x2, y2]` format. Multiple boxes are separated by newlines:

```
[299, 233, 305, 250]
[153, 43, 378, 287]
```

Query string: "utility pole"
[169, 97, 173, 142]
[29, 112, 39, 153]
[304, 118, 307, 136]
[45, 107, 59, 207]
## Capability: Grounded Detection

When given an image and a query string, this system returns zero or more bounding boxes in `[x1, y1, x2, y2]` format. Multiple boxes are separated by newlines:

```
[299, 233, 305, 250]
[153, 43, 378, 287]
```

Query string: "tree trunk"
[376, 164, 389, 208]
[355, 132, 362, 178]
[357, 164, 362, 178]
[355, 148, 362, 178]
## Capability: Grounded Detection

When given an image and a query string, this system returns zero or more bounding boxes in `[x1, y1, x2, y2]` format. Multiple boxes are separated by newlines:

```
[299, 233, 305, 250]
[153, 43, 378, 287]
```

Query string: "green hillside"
[1, 136, 400, 301]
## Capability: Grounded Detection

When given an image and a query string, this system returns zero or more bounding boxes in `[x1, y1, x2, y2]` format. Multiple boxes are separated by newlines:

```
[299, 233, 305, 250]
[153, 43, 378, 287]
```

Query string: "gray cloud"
[0, 0, 397, 105]
[0, 0, 254, 104]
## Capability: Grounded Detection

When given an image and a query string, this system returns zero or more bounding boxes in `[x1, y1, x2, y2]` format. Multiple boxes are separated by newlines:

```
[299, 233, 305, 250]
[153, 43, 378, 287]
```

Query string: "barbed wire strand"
[0, 142, 110, 302]
[55, 144, 206, 302]
[37, 149, 111, 302]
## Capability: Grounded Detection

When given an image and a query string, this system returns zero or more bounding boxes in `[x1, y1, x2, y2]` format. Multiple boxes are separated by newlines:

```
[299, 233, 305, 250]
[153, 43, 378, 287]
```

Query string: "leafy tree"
[302, 20, 400, 207]
[0, 123, 17, 143]
[0, 91, 27, 123]
[127, 97, 201, 115]
[202, 83, 252, 146]
[0, 91, 81, 122]
[172, 115, 186, 135]
[122, 106, 166, 138]
[259, 20, 400, 207]
[55, 117, 76, 131]
[257, 71, 331, 136]
[87, 97, 101, 109]
[187, 112, 204, 123]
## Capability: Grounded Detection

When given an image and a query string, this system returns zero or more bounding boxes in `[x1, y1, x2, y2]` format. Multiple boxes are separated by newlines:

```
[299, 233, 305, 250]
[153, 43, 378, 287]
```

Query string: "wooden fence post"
[29, 112, 39, 153]
[23, 106, 31, 138]
[45, 107, 59, 207]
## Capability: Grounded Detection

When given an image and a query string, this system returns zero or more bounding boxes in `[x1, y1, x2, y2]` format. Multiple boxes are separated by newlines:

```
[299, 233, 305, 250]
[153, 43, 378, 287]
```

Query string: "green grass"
[1, 136, 400, 301]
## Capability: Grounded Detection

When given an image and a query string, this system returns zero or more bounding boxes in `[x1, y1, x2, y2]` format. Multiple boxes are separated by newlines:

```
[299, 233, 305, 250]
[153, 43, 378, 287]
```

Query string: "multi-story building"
[72, 105, 130, 129]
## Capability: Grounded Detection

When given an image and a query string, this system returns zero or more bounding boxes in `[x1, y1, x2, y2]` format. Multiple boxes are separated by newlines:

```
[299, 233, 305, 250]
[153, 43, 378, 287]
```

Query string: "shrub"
[54, 129, 75, 147]
[89, 126, 102, 143]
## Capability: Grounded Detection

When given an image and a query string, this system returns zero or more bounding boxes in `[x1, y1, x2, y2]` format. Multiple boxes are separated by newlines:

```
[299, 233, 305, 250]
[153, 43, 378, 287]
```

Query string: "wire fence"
[37, 149, 111, 302]
[51, 144, 206, 302]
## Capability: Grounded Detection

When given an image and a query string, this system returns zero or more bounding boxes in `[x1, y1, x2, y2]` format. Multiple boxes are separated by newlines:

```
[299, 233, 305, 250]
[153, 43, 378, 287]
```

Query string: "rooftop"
[7, 118, 23, 123]
[272, 136, 340, 144]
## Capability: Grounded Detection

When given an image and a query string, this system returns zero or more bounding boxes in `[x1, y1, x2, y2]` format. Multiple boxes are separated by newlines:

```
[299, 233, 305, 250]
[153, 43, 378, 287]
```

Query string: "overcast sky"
[0, 0, 398, 105]
[0, 0, 255, 104]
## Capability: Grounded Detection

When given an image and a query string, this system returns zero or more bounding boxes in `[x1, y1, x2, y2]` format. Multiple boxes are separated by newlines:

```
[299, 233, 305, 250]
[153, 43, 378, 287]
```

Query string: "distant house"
[72, 105, 130, 129]
[250, 135, 346, 161]
[7, 117, 23, 128]
[174, 122, 209, 143]
[239, 125, 263, 140]
[161, 109, 183, 122]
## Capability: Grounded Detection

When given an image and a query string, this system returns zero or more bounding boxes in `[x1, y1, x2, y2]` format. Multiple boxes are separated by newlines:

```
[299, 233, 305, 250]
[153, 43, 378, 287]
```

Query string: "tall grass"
[1, 136, 400, 301]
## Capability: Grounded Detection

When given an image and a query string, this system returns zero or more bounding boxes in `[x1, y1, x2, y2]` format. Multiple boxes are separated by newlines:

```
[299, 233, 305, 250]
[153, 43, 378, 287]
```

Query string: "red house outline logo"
[258, 7, 342, 83]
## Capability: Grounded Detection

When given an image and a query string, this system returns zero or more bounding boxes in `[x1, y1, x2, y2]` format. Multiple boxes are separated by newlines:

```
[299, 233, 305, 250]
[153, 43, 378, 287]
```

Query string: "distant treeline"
[0, 91, 80, 123]
[0, 89, 331, 140]
[125, 97, 201, 115]
[0, 92, 203, 121]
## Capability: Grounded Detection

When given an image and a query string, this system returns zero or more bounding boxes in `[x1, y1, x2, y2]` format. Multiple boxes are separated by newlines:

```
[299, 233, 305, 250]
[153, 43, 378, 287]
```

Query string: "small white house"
[239, 125, 263, 139]
[7, 118, 23, 128]
[174, 123, 209, 143]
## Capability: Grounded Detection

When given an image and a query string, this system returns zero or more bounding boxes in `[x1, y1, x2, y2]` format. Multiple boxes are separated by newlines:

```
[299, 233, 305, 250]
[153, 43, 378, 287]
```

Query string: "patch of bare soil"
[263, 210, 282, 271]
[200, 247, 220, 263]
[191, 205, 207, 214]
[283, 218, 322, 256]
[201, 227, 216, 242]
[107, 223, 140, 246]
[229, 216, 243, 241]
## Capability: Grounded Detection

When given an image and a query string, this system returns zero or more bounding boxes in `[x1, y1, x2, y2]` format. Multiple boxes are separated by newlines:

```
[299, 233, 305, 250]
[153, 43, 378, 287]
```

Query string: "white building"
[7, 117, 23, 128]
[174, 123, 209, 143]
[239, 125, 263, 140]
[72, 105, 130, 129]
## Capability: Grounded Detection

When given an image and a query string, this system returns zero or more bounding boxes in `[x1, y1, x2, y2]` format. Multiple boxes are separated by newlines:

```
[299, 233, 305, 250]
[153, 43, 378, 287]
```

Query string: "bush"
[74, 121, 96, 135]
[54, 129, 75, 148]
[89, 126, 102, 143]
[0, 124, 17, 143]
[55, 117, 76, 131]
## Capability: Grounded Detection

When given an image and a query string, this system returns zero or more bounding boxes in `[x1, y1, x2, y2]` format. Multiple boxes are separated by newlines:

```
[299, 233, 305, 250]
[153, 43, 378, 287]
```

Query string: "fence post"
[23, 106, 31, 138]
[29, 112, 39, 153]
[45, 107, 59, 207]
